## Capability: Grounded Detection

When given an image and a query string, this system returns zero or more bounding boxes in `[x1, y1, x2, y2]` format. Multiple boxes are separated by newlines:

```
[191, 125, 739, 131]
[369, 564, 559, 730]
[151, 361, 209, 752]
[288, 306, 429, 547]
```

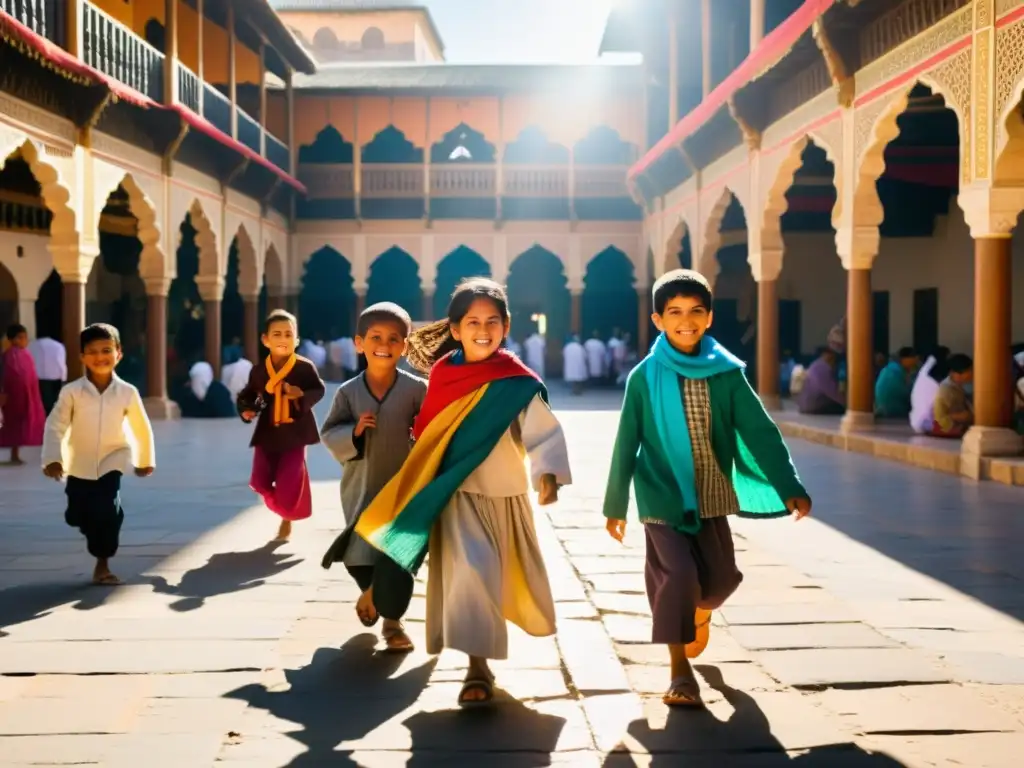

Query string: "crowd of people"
[1, 269, 816, 711]
[789, 318, 1024, 440]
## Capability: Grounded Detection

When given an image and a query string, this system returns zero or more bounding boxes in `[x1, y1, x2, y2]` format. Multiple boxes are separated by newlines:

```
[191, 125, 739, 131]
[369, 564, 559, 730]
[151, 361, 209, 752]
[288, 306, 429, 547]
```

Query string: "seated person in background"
[798, 347, 845, 415]
[909, 346, 950, 433]
[931, 353, 973, 439]
[875, 346, 919, 419]
[779, 350, 797, 397]
[176, 361, 235, 418]
[221, 357, 254, 404]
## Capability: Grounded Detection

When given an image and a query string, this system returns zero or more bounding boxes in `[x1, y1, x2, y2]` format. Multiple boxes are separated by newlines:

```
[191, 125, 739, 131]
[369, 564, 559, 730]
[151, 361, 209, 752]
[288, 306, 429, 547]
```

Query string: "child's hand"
[241, 410, 257, 422]
[354, 412, 377, 437]
[134, 467, 154, 478]
[43, 462, 64, 481]
[606, 518, 626, 542]
[284, 383, 303, 399]
[787, 497, 812, 521]
[537, 473, 558, 506]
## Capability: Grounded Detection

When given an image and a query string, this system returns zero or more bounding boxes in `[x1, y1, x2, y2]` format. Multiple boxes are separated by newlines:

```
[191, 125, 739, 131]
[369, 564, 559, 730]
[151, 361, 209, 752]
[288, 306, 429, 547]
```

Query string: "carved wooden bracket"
[727, 97, 762, 150]
[812, 18, 855, 108]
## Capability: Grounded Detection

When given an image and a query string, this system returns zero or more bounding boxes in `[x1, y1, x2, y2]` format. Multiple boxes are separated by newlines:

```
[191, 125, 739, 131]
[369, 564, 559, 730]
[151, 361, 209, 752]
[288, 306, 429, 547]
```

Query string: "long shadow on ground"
[145, 541, 303, 611]
[604, 665, 908, 767]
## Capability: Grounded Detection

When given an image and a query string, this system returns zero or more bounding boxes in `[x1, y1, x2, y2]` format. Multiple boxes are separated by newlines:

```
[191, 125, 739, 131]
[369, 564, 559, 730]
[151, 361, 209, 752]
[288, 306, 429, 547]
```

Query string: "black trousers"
[64, 472, 124, 559]
[345, 562, 414, 622]
[39, 380, 63, 415]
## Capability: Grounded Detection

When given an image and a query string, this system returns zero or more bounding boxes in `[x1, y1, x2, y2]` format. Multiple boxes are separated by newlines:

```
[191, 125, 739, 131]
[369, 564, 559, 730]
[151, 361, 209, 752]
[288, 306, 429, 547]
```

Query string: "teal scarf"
[645, 333, 745, 520]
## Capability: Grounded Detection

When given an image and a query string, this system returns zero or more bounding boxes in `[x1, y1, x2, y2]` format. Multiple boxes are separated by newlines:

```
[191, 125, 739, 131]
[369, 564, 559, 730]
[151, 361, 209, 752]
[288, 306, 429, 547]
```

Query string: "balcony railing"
[82, 1, 163, 102]
[2, 0, 61, 42]
[299, 163, 633, 201]
[1, 1, 294, 176]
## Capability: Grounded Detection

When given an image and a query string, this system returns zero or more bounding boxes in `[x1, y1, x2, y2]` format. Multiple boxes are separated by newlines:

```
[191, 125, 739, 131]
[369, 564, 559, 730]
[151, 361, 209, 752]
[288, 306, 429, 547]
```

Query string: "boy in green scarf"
[602, 269, 812, 707]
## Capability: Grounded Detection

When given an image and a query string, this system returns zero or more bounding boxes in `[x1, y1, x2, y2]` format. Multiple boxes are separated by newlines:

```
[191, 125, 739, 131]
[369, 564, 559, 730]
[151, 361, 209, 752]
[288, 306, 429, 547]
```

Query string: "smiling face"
[652, 294, 712, 354]
[451, 297, 510, 363]
[262, 319, 298, 359]
[81, 337, 122, 378]
[355, 320, 407, 371]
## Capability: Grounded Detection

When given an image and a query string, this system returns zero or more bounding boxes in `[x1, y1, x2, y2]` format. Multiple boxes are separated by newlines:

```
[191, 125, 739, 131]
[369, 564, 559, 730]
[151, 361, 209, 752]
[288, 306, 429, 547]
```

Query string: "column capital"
[194, 275, 225, 302]
[354, 284, 368, 297]
[957, 184, 1024, 238]
[143, 277, 172, 297]
[834, 226, 879, 271]
[48, 242, 99, 284]
[748, 248, 783, 283]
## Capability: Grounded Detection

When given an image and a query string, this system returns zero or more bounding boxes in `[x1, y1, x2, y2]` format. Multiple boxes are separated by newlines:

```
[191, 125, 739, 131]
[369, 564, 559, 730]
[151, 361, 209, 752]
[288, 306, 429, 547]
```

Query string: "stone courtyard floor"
[1, 386, 1023, 767]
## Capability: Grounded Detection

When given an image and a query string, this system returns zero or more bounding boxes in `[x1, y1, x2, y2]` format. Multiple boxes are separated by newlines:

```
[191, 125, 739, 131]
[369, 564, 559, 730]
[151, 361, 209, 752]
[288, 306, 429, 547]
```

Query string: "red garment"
[0, 346, 45, 448]
[250, 445, 312, 521]
[412, 349, 540, 439]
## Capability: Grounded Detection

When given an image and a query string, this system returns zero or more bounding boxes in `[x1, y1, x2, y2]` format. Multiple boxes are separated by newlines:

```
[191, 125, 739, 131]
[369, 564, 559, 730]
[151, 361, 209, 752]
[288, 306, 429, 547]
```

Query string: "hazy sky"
[417, 0, 619, 63]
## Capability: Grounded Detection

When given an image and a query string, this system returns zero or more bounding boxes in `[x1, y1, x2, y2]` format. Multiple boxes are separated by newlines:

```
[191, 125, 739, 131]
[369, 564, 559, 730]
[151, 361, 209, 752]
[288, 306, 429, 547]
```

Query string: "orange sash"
[265, 354, 298, 426]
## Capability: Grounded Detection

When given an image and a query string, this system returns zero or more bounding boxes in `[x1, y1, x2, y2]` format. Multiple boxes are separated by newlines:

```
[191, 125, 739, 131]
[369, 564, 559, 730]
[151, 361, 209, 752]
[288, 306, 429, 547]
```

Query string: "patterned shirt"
[681, 377, 740, 519]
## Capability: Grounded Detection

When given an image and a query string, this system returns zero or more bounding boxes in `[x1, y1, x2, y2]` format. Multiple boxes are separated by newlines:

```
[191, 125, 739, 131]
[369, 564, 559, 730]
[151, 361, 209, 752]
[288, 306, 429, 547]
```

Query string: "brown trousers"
[644, 517, 743, 645]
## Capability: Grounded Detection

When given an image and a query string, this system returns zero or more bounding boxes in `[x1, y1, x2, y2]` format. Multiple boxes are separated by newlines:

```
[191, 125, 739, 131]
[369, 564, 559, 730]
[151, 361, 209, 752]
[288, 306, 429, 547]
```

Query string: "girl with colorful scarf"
[237, 310, 325, 541]
[346, 278, 572, 707]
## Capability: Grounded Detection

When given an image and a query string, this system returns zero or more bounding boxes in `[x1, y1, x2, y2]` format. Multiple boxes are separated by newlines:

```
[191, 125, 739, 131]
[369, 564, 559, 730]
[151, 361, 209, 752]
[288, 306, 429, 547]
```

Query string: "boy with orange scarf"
[238, 310, 326, 540]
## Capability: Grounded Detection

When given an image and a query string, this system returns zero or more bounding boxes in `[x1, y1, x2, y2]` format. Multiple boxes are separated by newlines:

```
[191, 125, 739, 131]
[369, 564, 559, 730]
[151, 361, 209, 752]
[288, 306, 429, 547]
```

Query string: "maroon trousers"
[250, 445, 312, 521]
[644, 517, 743, 645]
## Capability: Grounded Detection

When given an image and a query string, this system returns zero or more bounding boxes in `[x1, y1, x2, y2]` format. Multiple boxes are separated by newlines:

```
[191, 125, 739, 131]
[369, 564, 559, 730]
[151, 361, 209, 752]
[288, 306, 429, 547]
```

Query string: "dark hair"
[357, 301, 412, 338]
[406, 277, 509, 373]
[80, 323, 121, 349]
[947, 353, 972, 374]
[897, 346, 916, 359]
[264, 309, 297, 334]
[929, 345, 952, 381]
[5, 324, 27, 341]
[652, 269, 712, 315]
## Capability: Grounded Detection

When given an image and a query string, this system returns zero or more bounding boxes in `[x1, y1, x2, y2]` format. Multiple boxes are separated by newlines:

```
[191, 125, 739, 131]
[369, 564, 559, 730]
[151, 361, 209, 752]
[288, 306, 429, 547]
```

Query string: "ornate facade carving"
[928, 45, 974, 183]
[995, 17, 1024, 122]
[996, 0, 1024, 17]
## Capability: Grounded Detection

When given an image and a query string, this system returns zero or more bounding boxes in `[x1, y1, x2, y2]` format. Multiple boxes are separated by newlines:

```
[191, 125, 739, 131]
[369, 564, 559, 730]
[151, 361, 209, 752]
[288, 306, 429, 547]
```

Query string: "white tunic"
[909, 356, 939, 434]
[562, 341, 587, 383]
[584, 338, 607, 378]
[524, 334, 546, 379]
[41, 375, 155, 479]
[28, 337, 67, 382]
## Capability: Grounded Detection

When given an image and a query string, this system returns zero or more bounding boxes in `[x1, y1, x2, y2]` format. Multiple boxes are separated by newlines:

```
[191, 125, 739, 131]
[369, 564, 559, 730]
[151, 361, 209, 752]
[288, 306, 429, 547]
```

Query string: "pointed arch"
[434, 246, 491, 318]
[996, 81, 1024, 184]
[431, 123, 495, 164]
[264, 242, 285, 293]
[0, 139, 77, 249]
[300, 246, 356, 339]
[507, 245, 570, 374]
[232, 223, 260, 297]
[299, 125, 354, 164]
[699, 187, 745, 281]
[367, 247, 421, 309]
[573, 126, 638, 165]
[504, 127, 569, 165]
[362, 126, 423, 164]
[582, 247, 638, 341]
[661, 218, 694, 275]
[117, 173, 167, 282]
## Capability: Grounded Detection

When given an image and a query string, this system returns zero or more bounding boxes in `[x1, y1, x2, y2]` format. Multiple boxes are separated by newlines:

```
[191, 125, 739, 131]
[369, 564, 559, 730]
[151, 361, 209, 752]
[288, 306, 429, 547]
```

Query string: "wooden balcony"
[299, 162, 634, 206]
[1, 0, 293, 174]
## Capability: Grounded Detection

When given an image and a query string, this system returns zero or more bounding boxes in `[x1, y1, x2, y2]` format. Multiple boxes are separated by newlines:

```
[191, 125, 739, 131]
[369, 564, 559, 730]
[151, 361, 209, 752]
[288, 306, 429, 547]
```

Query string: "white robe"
[524, 334, 546, 379]
[562, 342, 587, 383]
[339, 337, 358, 373]
[584, 338, 607, 379]
[909, 356, 939, 434]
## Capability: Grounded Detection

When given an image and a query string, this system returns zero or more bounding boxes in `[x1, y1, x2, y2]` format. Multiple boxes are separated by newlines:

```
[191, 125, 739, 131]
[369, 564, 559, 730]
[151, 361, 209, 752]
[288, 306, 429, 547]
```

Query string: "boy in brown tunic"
[237, 310, 326, 540]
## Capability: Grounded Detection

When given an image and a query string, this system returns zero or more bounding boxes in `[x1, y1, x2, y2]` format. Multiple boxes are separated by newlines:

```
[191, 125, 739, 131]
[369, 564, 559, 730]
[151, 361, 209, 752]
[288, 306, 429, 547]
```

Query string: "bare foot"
[356, 589, 378, 627]
[275, 519, 292, 541]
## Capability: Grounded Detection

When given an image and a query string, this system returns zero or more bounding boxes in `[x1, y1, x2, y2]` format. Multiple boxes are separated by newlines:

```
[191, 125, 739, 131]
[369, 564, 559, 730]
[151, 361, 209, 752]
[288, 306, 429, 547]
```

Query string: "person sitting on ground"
[176, 361, 235, 418]
[874, 346, 919, 419]
[909, 346, 950, 433]
[931, 353, 973, 439]
[221, 357, 254, 404]
[797, 347, 845, 415]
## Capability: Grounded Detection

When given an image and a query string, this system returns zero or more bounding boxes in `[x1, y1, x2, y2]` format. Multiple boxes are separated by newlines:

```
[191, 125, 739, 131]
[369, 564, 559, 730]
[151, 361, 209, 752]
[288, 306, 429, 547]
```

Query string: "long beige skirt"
[425, 490, 557, 659]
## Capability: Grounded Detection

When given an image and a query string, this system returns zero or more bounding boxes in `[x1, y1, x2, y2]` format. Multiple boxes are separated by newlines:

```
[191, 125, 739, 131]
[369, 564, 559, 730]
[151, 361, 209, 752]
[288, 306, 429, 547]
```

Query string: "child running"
[603, 269, 811, 707]
[41, 323, 155, 586]
[321, 302, 426, 653]
[343, 278, 571, 707]
[237, 310, 325, 541]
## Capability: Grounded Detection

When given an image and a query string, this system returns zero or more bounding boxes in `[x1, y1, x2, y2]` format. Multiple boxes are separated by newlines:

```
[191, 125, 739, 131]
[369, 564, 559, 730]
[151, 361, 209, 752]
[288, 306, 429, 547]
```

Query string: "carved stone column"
[61, 280, 86, 380]
[196, 277, 224, 378]
[957, 185, 1024, 474]
[750, 0, 765, 50]
[756, 278, 780, 409]
[636, 286, 650, 352]
[835, 227, 879, 433]
[353, 289, 367, 334]
[570, 290, 582, 335]
[421, 290, 434, 322]
[143, 278, 179, 420]
[243, 296, 260, 364]
[17, 299, 36, 340]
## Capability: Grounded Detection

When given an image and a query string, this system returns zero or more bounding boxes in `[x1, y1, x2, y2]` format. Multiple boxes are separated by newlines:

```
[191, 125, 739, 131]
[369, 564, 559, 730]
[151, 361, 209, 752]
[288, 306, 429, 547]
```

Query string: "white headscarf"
[189, 361, 214, 402]
[221, 358, 254, 402]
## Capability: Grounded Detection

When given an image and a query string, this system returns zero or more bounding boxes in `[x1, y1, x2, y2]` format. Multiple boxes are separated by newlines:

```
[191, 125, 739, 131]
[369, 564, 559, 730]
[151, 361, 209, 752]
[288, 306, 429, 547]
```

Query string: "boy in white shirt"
[41, 324, 155, 586]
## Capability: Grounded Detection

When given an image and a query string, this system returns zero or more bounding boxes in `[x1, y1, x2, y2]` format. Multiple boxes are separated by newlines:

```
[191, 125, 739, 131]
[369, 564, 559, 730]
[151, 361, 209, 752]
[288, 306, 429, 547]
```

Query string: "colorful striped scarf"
[351, 349, 544, 573]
